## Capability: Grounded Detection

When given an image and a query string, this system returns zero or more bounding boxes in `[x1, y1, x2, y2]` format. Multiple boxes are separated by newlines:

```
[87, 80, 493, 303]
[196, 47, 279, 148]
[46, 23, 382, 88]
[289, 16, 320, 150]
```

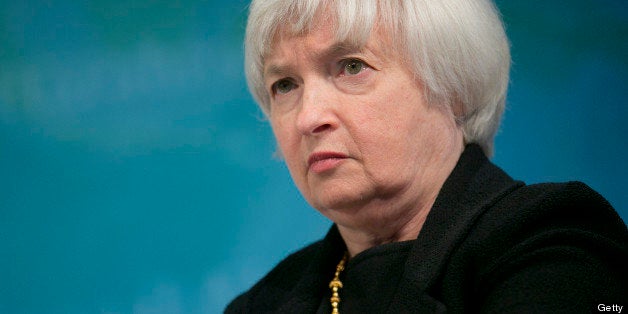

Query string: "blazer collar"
[275, 225, 346, 313]
[388, 144, 523, 311]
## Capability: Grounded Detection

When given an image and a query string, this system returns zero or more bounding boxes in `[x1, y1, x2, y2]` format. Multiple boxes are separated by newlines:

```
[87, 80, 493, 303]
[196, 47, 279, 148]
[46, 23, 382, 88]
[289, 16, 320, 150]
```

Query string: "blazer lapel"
[276, 226, 347, 313]
[387, 144, 523, 312]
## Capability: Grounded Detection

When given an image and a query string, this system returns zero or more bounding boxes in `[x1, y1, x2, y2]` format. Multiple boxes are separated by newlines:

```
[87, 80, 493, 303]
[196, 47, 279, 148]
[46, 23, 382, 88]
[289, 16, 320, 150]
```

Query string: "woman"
[227, 0, 627, 312]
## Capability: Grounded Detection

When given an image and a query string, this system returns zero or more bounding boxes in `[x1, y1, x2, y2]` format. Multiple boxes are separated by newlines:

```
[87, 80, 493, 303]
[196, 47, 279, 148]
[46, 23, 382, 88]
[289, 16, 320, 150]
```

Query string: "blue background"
[1, 1, 626, 313]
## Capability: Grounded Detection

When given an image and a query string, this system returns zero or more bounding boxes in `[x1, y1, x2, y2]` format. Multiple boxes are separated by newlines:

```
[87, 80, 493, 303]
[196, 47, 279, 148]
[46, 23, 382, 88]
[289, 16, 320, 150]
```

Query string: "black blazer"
[226, 144, 627, 313]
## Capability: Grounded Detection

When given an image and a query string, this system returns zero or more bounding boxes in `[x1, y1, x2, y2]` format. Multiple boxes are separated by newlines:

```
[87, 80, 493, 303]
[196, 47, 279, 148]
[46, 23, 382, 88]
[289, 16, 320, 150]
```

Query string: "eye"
[272, 79, 297, 95]
[340, 59, 368, 76]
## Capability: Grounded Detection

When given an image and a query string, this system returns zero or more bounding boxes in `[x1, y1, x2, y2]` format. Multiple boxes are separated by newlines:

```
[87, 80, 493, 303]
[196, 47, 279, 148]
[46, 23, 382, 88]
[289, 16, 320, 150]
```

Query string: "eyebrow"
[264, 41, 363, 78]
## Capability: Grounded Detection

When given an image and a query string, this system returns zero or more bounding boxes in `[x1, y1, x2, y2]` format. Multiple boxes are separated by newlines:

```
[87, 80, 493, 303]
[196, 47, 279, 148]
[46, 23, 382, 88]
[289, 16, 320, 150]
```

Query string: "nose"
[295, 83, 337, 136]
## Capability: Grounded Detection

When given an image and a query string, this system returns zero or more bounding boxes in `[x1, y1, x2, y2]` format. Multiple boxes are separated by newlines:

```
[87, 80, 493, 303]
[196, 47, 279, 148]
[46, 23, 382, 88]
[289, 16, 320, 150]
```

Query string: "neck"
[336, 188, 436, 258]
[337, 137, 464, 258]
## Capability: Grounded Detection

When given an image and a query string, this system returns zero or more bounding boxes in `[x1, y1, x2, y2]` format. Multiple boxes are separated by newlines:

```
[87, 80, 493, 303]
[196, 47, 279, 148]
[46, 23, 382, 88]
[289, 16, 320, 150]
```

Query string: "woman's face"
[264, 23, 463, 226]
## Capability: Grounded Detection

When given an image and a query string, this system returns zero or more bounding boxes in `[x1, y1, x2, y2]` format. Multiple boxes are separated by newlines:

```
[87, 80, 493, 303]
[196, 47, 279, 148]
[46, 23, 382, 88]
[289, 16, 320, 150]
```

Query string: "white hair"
[245, 0, 510, 156]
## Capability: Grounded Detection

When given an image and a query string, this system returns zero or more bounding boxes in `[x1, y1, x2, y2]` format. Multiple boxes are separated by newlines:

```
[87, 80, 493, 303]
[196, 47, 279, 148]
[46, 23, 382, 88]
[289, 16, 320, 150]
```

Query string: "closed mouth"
[307, 152, 349, 169]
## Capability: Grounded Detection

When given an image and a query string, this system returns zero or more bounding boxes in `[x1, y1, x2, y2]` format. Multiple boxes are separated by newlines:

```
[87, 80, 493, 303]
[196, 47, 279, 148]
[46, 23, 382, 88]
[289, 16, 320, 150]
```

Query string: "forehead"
[263, 22, 394, 76]
[269, 22, 347, 58]
[261, 3, 388, 64]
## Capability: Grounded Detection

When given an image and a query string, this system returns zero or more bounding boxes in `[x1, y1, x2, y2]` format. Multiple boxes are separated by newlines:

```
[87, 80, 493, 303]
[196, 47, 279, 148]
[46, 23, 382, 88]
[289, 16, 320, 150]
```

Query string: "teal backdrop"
[1, 1, 626, 313]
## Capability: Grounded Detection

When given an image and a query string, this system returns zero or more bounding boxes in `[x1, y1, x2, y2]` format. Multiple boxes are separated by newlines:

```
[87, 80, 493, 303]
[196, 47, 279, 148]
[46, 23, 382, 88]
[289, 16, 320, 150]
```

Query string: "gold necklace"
[329, 252, 348, 314]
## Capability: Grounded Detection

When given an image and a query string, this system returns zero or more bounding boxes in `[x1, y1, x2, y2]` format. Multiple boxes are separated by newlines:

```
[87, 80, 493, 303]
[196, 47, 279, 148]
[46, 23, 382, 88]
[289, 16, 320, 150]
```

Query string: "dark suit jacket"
[226, 144, 627, 313]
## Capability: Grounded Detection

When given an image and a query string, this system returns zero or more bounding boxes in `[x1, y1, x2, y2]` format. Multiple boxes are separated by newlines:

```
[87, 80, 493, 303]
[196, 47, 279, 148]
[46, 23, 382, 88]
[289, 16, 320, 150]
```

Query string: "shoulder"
[499, 181, 614, 212]
[225, 239, 324, 313]
[466, 181, 626, 261]
[476, 181, 625, 238]
[454, 181, 627, 311]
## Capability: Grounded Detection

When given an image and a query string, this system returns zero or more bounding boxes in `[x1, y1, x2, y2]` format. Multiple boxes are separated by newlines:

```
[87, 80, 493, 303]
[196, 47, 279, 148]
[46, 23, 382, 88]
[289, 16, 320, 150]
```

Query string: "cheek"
[270, 117, 293, 151]
[271, 118, 305, 174]
[349, 116, 416, 182]
[353, 98, 431, 174]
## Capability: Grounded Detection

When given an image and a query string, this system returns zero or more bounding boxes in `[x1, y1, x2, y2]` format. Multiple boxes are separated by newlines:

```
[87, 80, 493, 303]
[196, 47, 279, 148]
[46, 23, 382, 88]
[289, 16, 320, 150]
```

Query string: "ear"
[451, 101, 465, 126]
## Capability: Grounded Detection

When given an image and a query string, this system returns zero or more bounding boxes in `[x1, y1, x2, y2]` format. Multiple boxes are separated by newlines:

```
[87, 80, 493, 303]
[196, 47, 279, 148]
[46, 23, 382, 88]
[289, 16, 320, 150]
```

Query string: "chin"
[311, 189, 370, 213]
[304, 173, 386, 212]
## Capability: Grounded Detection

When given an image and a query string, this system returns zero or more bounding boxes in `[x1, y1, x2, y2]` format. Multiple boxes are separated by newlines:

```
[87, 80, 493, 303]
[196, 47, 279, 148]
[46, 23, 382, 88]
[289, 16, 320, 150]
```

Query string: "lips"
[307, 152, 348, 173]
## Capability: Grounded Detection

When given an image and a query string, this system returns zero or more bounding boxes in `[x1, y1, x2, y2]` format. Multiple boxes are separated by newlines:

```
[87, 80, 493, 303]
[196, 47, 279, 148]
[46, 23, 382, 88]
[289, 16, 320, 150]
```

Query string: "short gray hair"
[244, 0, 510, 156]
